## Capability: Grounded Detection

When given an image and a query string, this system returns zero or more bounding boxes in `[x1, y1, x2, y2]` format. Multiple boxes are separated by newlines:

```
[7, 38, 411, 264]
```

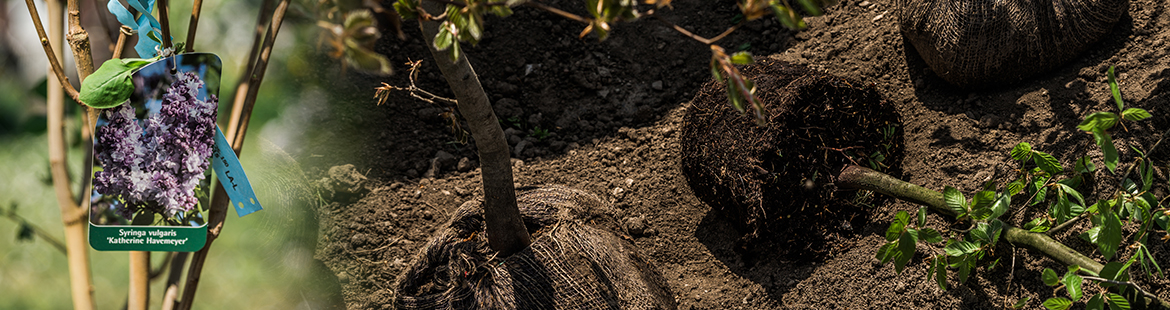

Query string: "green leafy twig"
[839, 165, 1170, 309]
[3, 204, 68, 254]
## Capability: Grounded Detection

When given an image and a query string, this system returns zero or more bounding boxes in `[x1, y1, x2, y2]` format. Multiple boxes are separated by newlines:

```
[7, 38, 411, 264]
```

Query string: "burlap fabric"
[897, 0, 1127, 88]
[393, 186, 676, 309]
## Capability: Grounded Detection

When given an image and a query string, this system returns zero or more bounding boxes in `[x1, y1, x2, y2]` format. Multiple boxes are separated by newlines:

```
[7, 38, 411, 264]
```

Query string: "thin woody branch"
[24, 0, 82, 105]
[649, 12, 741, 45]
[186, 0, 205, 51]
[524, 1, 589, 24]
[158, 0, 173, 49]
[178, 1, 291, 308]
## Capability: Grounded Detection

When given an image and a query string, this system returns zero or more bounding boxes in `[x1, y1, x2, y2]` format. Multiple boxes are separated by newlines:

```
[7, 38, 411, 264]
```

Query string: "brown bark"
[418, 1, 532, 256]
[185, 0, 204, 52]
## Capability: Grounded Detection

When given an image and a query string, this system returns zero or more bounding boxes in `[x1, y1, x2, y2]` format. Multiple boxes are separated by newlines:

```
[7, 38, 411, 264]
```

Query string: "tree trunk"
[417, 2, 532, 257]
[836, 165, 1170, 309]
[40, 0, 96, 308]
[128, 251, 150, 310]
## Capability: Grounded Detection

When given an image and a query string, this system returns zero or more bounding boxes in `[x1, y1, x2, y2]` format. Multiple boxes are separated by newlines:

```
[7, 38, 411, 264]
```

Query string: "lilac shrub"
[94, 71, 218, 221]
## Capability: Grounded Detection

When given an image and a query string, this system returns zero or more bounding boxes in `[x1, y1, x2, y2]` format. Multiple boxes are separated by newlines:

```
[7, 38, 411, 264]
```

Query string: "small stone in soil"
[514, 140, 532, 157]
[624, 216, 647, 236]
[456, 157, 474, 172]
[434, 151, 457, 169]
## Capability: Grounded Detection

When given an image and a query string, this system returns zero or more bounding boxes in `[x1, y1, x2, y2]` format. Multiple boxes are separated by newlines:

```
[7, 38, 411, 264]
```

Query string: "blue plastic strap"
[211, 126, 262, 217]
[106, 0, 166, 58]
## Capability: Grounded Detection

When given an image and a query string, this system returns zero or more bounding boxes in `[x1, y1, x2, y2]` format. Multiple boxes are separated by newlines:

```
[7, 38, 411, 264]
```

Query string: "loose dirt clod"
[393, 186, 676, 309]
[680, 58, 903, 259]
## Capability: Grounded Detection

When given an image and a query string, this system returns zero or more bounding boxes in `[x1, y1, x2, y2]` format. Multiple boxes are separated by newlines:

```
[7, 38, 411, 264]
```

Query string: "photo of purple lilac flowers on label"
[89, 54, 221, 252]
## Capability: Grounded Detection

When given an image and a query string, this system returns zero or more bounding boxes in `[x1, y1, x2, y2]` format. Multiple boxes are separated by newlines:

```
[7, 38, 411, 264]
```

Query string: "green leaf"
[1056, 184, 1085, 208]
[970, 206, 994, 221]
[919, 228, 943, 243]
[957, 258, 971, 283]
[1079, 226, 1102, 244]
[146, 29, 161, 43]
[894, 230, 917, 273]
[1033, 151, 1061, 175]
[1140, 159, 1154, 192]
[972, 190, 996, 209]
[1107, 66, 1124, 111]
[394, 0, 419, 19]
[796, 0, 823, 15]
[1043, 297, 1072, 310]
[1032, 175, 1049, 206]
[943, 186, 967, 218]
[1011, 142, 1033, 161]
[989, 194, 1011, 221]
[1079, 112, 1120, 132]
[1047, 297, 1081, 310]
[917, 206, 927, 227]
[770, 4, 807, 30]
[79, 58, 153, 108]
[1106, 293, 1130, 310]
[988, 219, 1004, 244]
[1092, 129, 1119, 172]
[1025, 217, 1051, 232]
[16, 223, 34, 241]
[710, 61, 724, 82]
[1063, 271, 1083, 301]
[131, 209, 156, 226]
[885, 221, 905, 242]
[1013, 297, 1030, 309]
[433, 22, 455, 51]
[970, 223, 991, 243]
[729, 51, 754, 65]
[1087, 294, 1105, 310]
[876, 242, 896, 264]
[934, 256, 948, 291]
[1121, 108, 1151, 122]
[1042, 268, 1060, 286]
[1007, 180, 1025, 196]
[726, 80, 746, 112]
[1140, 245, 1163, 277]
[1054, 192, 1075, 223]
[894, 210, 910, 227]
[944, 241, 979, 256]
[1100, 205, 1123, 260]
[1075, 156, 1097, 173]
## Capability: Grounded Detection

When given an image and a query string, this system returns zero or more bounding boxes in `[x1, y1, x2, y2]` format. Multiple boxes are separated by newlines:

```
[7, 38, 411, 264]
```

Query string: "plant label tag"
[211, 126, 263, 217]
[89, 53, 224, 252]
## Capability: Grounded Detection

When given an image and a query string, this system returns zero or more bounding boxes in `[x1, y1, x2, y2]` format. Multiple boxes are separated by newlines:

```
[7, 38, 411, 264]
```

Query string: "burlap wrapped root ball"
[681, 58, 902, 258]
[393, 186, 676, 309]
[897, 0, 1127, 88]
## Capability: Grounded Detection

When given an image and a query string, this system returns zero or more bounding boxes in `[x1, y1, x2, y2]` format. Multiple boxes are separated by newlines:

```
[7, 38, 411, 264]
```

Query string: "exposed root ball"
[680, 58, 903, 258]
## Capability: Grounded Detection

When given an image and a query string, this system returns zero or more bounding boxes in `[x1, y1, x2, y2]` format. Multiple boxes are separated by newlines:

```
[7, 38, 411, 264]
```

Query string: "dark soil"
[295, 0, 1170, 308]
[680, 59, 902, 261]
